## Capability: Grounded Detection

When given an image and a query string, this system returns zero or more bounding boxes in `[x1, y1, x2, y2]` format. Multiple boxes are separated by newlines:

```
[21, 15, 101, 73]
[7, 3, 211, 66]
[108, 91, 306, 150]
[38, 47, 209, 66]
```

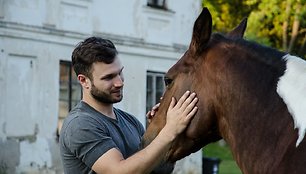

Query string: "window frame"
[146, 71, 165, 126]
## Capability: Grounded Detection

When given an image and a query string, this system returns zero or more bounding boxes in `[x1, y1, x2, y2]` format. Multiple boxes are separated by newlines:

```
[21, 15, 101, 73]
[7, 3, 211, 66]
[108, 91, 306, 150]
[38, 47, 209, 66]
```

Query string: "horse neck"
[213, 53, 297, 173]
[219, 98, 296, 172]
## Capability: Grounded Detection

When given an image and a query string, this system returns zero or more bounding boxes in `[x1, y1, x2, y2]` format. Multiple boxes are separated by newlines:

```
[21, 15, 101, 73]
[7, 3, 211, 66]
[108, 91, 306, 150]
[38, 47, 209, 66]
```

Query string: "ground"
[203, 141, 242, 174]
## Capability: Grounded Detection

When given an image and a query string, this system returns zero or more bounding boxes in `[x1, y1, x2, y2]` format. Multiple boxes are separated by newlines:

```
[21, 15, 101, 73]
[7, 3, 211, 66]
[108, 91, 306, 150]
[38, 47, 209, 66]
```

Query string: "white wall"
[0, 0, 203, 173]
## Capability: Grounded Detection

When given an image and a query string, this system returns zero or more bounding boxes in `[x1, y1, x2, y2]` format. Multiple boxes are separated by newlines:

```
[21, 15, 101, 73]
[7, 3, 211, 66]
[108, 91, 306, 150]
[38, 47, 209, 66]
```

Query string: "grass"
[203, 141, 242, 174]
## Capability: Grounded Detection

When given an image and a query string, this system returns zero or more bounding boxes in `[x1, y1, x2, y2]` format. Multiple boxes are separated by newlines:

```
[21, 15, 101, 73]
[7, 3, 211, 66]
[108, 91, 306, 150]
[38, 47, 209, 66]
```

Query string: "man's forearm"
[118, 127, 175, 174]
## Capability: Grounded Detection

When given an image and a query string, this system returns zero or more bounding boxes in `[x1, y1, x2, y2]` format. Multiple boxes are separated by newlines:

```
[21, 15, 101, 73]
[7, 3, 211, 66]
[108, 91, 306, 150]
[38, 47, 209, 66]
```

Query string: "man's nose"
[114, 75, 124, 87]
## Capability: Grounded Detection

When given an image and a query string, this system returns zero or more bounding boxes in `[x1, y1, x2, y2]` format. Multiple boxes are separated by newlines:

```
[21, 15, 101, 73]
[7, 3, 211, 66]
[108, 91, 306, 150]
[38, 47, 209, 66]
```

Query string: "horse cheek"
[142, 103, 169, 148]
[187, 99, 217, 140]
[186, 107, 206, 139]
[142, 123, 160, 148]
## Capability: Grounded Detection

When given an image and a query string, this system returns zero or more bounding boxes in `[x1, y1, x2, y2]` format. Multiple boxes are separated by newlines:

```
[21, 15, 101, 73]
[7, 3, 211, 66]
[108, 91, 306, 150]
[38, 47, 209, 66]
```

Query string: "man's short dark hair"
[72, 37, 118, 79]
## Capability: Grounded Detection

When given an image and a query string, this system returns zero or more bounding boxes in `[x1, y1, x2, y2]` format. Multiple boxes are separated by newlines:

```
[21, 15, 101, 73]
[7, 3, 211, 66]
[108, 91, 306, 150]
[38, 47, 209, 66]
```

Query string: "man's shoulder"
[114, 108, 138, 121]
[63, 104, 90, 125]
[114, 108, 144, 132]
[61, 102, 103, 134]
[114, 107, 131, 116]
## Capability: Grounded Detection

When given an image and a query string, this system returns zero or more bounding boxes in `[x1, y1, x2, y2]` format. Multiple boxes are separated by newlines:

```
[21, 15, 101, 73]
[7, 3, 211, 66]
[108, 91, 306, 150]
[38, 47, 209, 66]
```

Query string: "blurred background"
[0, 0, 305, 173]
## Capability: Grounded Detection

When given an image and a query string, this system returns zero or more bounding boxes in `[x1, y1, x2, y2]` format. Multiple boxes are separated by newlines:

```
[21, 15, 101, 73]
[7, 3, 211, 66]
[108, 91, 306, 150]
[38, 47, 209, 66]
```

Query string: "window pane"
[146, 75, 153, 112]
[147, 0, 166, 9]
[59, 101, 69, 119]
[60, 64, 70, 82]
[71, 85, 82, 108]
[155, 76, 164, 103]
[157, 0, 164, 7]
[58, 61, 81, 136]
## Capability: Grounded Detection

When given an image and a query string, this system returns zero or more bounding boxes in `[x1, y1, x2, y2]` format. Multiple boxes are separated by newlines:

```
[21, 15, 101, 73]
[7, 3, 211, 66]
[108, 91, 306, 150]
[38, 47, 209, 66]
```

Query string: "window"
[57, 60, 82, 136]
[146, 71, 165, 126]
[147, 0, 167, 10]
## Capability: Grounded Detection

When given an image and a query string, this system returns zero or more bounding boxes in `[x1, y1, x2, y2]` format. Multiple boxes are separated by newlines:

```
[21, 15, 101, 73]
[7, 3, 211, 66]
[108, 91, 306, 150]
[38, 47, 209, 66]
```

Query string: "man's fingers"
[150, 103, 160, 116]
[185, 106, 198, 121]
[175, 91, 191, 108]
[168, 97, 176, 110]
[152, 103, 160, 111]
[182, 96, 198, 115]
[164, 91, 198, 136]
[177, 92, 196, 112]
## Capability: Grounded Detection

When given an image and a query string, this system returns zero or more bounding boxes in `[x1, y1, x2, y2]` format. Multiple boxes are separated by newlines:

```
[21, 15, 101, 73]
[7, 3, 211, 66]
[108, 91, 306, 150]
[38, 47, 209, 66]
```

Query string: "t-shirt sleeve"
[63, 116, 117, 168]
[137, 119, 145, 136]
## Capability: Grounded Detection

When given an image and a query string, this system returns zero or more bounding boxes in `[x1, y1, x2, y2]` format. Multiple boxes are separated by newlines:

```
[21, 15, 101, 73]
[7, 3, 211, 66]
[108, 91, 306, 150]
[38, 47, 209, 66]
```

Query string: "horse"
[142, 7, 306, 174]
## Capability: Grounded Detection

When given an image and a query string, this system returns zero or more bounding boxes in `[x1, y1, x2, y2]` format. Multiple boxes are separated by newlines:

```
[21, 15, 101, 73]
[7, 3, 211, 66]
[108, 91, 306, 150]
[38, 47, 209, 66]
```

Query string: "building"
[0, 0, 202, 173]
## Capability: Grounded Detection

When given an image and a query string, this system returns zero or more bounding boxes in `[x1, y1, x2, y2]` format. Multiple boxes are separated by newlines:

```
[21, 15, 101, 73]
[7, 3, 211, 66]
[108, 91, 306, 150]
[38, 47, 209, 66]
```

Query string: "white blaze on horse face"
[277, 54, 306, 147]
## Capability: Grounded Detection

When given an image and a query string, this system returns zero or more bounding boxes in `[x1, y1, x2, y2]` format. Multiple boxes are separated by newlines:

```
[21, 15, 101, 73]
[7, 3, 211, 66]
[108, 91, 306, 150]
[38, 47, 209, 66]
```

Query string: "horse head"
[142, 7, 247, 164]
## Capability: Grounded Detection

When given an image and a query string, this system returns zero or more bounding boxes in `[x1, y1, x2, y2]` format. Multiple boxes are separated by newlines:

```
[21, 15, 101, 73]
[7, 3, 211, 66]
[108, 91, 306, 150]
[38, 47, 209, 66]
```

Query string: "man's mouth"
[112, 90, 122, 95]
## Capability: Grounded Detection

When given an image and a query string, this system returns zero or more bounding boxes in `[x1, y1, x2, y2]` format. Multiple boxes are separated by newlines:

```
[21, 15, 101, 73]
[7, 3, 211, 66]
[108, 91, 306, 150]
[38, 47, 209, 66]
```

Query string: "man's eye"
[164, 77, 173, 86]
[102, 75, 114, 80]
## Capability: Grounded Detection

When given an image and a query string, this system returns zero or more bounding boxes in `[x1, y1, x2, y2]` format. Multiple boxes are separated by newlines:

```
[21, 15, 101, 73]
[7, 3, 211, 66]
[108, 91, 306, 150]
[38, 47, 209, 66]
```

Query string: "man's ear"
[78, 74, 90, 89]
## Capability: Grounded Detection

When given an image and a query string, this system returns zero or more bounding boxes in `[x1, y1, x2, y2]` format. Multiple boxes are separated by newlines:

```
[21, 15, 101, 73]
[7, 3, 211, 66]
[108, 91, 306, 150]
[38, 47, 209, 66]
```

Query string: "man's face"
[89, 57, 124, 104]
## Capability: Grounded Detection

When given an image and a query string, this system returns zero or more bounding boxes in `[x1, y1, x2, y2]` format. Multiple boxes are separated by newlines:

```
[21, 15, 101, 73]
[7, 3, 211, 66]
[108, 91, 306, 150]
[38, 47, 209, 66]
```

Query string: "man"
[59, 37, 198, 174]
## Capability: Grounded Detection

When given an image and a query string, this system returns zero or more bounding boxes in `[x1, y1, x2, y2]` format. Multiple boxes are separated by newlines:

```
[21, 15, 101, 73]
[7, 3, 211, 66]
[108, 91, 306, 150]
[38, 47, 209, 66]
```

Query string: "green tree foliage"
[202, 0, 260, 33]
[202, 0, 306, 58]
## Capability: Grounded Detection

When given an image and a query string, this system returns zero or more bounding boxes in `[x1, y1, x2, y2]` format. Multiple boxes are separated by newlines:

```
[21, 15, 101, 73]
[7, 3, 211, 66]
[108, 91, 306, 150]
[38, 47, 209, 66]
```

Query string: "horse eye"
[164, 77, 173, 86]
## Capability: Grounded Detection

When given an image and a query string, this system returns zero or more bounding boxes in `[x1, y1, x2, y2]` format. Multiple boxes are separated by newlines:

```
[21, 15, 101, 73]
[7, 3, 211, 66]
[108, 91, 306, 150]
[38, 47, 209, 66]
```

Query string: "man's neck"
[82, 98, 116, 119]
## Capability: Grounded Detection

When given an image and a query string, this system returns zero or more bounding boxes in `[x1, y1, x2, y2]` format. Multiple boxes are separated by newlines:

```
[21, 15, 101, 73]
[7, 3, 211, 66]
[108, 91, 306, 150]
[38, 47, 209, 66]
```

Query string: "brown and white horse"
[142, 7, 306, 174]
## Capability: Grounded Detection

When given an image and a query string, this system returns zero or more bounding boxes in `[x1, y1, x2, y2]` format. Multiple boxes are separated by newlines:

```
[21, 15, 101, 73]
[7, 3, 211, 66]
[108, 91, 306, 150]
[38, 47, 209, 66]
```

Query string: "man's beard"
[90, 83, 123, 104]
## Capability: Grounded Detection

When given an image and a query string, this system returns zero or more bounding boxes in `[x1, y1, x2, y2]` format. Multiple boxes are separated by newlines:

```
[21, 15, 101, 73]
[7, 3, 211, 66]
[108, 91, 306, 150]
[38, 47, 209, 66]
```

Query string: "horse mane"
[203, 32, 289, 106]
[210, 33, 287, 68]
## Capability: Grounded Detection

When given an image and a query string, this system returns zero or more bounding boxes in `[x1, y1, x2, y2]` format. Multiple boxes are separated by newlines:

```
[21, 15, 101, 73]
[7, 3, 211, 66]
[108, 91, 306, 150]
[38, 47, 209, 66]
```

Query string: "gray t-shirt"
[59, 101, 145, 174]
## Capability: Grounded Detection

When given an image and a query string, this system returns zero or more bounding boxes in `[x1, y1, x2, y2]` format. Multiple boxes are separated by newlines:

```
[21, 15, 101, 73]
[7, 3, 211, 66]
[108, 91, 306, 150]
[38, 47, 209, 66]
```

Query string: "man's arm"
[92, 91, 198, 174]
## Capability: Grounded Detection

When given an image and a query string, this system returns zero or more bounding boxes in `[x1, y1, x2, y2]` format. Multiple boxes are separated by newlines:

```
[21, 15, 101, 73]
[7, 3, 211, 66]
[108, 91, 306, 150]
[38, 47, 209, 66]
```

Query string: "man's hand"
[146, 102, 160, 124]
[162, 91, 198, 139]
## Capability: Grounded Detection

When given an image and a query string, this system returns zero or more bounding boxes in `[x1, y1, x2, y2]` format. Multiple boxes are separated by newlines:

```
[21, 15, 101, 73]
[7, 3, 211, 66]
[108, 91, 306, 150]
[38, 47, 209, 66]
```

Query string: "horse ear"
[189, 7, 212, 56]
[227, 18, 247, 39]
